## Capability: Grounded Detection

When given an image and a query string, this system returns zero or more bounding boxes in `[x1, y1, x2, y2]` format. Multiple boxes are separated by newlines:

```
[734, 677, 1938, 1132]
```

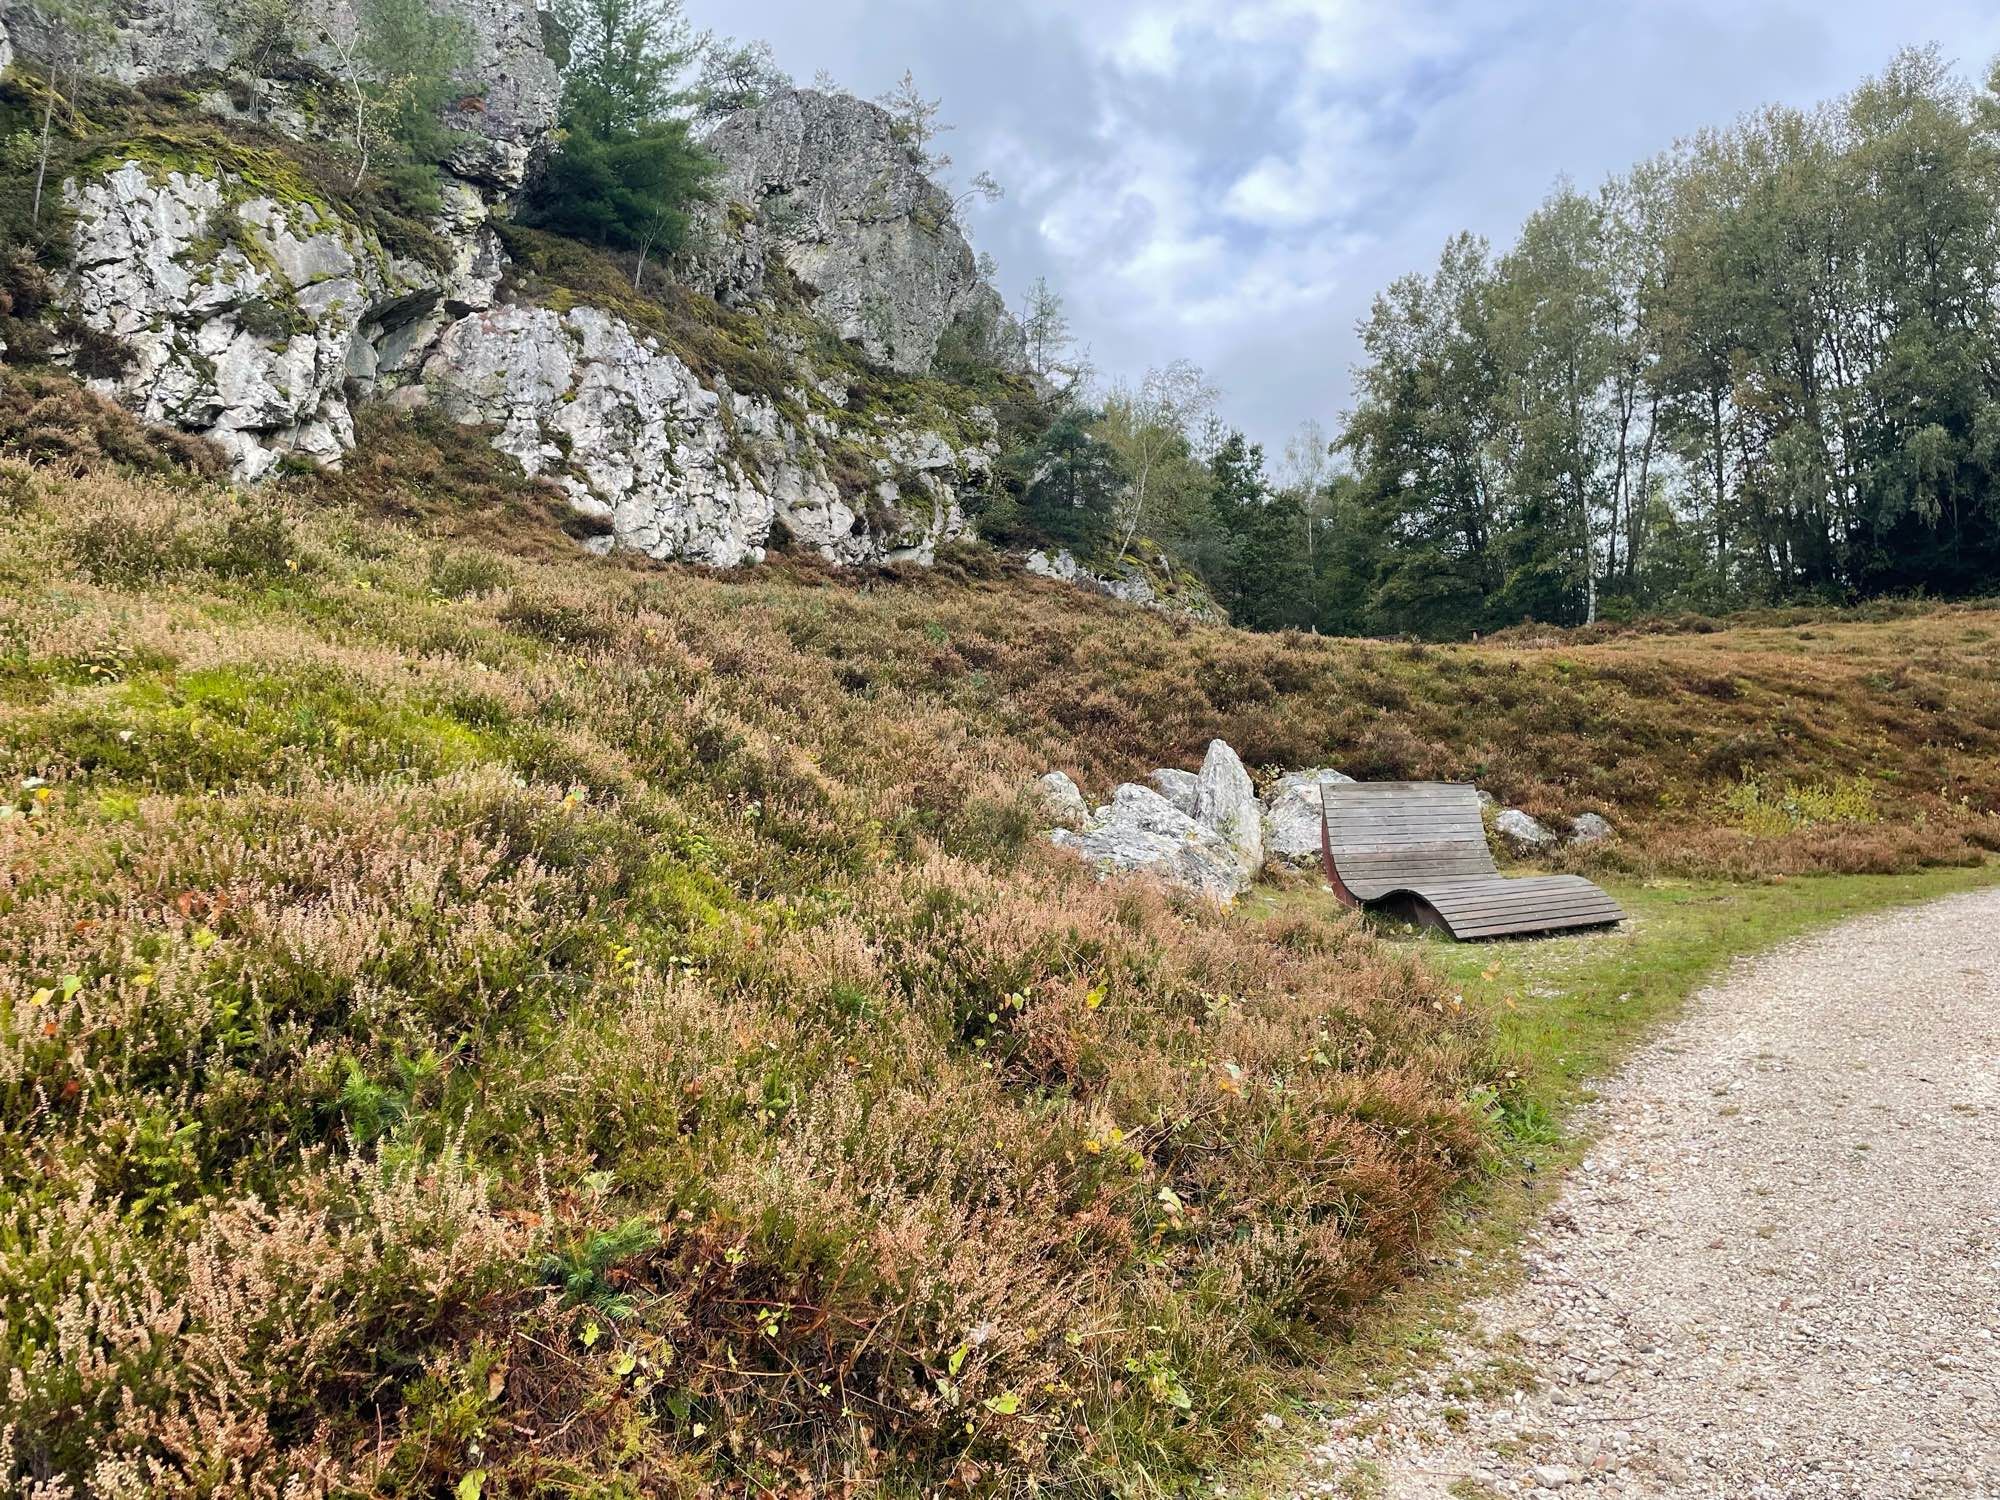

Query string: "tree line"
[994, 47, 2000, 637]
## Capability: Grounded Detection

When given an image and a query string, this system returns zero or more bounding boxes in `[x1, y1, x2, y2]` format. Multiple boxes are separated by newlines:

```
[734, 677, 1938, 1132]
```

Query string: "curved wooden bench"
[1318, 781, 1622, 940]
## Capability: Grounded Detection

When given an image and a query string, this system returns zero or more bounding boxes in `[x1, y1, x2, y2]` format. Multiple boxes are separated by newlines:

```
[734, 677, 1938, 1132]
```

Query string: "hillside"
[1, 402, 1996, 1494]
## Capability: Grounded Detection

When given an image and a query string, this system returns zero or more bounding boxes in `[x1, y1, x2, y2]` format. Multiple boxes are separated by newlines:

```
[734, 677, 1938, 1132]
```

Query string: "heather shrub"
[0, 420, 1994, 1495]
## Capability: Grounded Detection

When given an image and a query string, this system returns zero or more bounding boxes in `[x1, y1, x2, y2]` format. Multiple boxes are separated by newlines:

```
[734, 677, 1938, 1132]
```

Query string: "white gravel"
[1293, 887, 2000, 1500]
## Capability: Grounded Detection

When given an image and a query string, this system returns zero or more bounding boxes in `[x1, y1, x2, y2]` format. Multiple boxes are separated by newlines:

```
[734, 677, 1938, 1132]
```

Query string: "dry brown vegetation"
[0, 403, 1993, 1498]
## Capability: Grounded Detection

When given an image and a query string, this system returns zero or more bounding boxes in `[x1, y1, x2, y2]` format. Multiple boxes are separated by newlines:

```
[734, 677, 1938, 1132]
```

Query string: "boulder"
[1194, 740, 1262, 880]
[1261, 768, 1355, 870]
[1032, 771, 1089, 831]
[1050, 784, 1249, 902]
[1494, 808, 1557, 850]
[1148, 768, 1200, 817]
[1570, 812, 1614, 846]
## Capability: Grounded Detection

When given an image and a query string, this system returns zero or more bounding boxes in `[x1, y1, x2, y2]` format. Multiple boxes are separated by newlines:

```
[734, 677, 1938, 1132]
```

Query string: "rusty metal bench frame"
[1318, 782, 1622, 940]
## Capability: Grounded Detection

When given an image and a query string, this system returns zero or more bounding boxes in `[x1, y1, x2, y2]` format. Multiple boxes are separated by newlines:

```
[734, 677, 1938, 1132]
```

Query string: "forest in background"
[999, 47, 2000, 637]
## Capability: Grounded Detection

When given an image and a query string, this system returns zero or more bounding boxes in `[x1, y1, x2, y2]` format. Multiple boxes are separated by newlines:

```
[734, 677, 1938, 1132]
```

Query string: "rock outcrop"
[63, 160, 444, 479]
[692, 90, 1023, 376]
[25, 9, 1021, 569]
[1050, 784, 1248, 903]
[421, 303, 983, 565]
[1023, 548, 1224, 621]
[4, 0, 558, 185]
[1261, 768, 1355, 870]
[1194, 739, 1262, 881]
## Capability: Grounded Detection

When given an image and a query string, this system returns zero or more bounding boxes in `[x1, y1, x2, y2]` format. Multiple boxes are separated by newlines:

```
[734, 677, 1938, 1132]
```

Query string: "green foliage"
[1715, 774, 1880, 838]
[1337, 46, 2000, 640]
[526, 117, 712, 253]
[539, 1217, 660, 1316]
[1204, 432, 1315, 631]
[347, 0, 474, 214]
[527, 0, 716, 255]
[1007, 405, 1128, 551]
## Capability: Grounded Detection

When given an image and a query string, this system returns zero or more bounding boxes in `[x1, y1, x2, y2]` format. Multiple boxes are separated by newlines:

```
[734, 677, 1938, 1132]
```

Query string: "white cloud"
[688, 0, 2000, 450]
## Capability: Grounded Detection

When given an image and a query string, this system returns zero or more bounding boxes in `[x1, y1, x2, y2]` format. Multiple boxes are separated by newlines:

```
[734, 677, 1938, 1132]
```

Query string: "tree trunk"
[31, 69, 60, 226]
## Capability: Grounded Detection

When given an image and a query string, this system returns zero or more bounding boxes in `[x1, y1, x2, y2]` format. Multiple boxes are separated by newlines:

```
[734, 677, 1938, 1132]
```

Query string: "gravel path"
[1295, 887, 2000, 1500]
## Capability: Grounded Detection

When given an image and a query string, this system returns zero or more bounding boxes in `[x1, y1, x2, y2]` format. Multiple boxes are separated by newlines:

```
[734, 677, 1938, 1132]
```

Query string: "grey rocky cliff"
[0, 0, 557, 185]
[422, 302, 984, 566]
[690, 89, 1024, 377]
[29, 11, 1011, 568]
[64, 161, 449, 479]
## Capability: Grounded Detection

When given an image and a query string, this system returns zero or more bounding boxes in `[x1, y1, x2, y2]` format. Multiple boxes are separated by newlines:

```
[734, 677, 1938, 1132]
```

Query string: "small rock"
[1532, 1464, 1573, 1488]
[1495, 808, 1557, 850]
[1032, 771, 1089, 831]
[1260, 767, 1355, 870]
[1570, 812, 1614, 846]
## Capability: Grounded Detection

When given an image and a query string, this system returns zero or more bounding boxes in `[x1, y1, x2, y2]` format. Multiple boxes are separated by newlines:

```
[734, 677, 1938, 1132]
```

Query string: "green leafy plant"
[539, 1217, 660, 1317]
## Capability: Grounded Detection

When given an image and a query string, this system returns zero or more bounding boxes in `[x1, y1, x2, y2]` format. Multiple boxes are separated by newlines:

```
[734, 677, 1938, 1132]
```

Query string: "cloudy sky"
[682, 0, 2000, 458]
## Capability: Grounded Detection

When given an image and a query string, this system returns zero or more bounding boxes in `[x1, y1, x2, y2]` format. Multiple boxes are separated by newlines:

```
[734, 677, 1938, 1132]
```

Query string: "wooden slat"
[1321, 782, 1622, 940]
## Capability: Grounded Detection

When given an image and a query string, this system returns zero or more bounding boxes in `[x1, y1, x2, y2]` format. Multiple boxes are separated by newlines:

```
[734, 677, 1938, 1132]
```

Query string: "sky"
[680, 0, 2000, 460]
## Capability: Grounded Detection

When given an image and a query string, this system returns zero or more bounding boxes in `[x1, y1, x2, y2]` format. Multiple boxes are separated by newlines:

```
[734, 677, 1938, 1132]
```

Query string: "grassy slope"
[0, 395, 1996, 1496]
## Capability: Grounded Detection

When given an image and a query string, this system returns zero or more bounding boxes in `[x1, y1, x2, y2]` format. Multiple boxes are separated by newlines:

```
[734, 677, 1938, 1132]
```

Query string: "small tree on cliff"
[321, 0, 471, 208]
[204, 0, 314, 122]
[875, 69, 951, 171]
[527, 0, 716, 269]
[27, 0, 116, 225]
[694, 38, 788, 123]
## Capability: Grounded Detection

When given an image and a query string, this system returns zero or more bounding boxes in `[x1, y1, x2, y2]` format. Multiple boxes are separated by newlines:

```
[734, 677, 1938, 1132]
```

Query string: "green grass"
[1239, 861, 2000, 1490]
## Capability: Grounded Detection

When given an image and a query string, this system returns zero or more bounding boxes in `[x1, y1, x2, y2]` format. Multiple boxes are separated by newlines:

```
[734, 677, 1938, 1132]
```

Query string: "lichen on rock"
[63, 159, 430, 479]
[421, 301, 984, 566]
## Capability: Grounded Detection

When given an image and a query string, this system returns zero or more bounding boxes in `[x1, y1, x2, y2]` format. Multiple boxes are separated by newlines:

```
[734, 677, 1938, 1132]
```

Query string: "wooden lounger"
[1318, 782, 1622, 940]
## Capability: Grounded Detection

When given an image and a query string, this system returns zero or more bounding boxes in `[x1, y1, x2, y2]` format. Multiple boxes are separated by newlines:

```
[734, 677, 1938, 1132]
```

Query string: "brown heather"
[0, 407, 1994, 1496]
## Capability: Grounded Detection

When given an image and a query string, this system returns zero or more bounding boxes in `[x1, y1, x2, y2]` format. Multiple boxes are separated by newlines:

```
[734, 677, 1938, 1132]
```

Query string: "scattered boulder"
[1570, 812, 1614, 847]
[1032, 771, 1089, 831]
[1260, 768, 1355, 870]
[1050, 784, 1248, 902]
[1195, 739, 1263, 880]
[1495, 808, 1557, 851]
[1148, 768, 1200, 817]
